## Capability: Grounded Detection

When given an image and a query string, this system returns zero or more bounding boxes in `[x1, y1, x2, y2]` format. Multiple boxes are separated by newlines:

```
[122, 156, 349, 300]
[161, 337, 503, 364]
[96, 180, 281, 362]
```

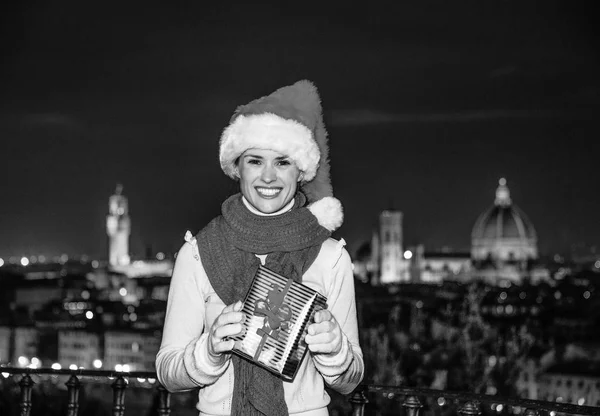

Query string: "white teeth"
[256, 188, 281, 196]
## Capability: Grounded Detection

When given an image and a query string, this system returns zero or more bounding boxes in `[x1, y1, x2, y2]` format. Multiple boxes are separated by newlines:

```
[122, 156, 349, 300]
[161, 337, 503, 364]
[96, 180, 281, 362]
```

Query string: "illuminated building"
[106, 183, 131, 267]
[471, 178, 549, 285]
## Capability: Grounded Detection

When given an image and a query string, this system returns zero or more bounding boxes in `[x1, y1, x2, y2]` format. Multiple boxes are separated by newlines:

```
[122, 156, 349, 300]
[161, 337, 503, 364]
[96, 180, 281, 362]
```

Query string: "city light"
[93, 359, 102, 369]
[122, 364, 131, 372]
[82, 290, 90, 300]
[18, 356, 29, 367]
[595, 260, 600, 269]
[20, 257, 29, 266]
[1, 372, 9, 378]
[584, 291, 591, 299]
[119, 287, 127, 296]
[0, 258, 4, 267]
[137, 378, 146, 383]
[51, 363, 61, 370]
[86, 311, 94, 319]
[69, 364, 78, 370]
[403, 250, 413, 260]
[115, 364, 123, 372]
[156, 252, 165, 260]
[437, 397, 446, 406]
[92, 260, 99, 268]
[496, 404, 504, 412]
[148, 378, 156, 384]
[578, 398, 586, 406]
[29, 357, 41, 369]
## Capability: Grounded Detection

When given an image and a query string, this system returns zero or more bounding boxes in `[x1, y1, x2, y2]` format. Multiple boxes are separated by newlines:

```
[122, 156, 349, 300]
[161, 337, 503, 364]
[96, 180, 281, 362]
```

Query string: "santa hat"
[219, 80, 343, 231]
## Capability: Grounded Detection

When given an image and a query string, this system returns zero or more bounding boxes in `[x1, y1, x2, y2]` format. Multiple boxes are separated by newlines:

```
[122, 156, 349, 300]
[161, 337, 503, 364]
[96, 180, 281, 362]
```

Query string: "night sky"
[1, 1, 599, 260]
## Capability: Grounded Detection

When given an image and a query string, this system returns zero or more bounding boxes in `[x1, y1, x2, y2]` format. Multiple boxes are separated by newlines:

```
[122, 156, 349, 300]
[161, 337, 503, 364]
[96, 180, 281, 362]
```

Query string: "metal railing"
[1, 367, 600, 416]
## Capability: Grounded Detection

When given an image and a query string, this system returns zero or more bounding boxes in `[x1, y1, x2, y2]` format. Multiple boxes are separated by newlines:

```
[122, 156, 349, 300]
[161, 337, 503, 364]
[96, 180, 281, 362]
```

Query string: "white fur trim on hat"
[308, 196, 343, 232]
[220, 113, 320, 181]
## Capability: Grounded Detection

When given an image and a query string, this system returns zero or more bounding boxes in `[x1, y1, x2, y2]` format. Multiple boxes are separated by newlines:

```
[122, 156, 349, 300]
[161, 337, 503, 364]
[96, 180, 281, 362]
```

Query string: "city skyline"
[1, 1, 599, 259]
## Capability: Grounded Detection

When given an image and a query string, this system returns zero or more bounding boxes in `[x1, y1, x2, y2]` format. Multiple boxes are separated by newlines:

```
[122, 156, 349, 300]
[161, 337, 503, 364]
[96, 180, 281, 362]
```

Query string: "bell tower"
[106, 183, 131, 267]
[379, 210, 408, 284]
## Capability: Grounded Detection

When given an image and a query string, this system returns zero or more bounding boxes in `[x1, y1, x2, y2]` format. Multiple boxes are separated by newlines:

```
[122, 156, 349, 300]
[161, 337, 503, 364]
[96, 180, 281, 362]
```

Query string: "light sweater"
[156, 232, 364, 415]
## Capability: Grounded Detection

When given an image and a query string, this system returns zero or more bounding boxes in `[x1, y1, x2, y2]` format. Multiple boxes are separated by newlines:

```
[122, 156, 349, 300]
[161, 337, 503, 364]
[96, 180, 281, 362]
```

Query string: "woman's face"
[237, 148, 302, 214]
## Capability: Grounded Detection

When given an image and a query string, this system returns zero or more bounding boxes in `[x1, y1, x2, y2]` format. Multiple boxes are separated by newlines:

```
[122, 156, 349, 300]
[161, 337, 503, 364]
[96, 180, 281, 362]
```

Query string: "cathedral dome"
[471, 179, 538, 262]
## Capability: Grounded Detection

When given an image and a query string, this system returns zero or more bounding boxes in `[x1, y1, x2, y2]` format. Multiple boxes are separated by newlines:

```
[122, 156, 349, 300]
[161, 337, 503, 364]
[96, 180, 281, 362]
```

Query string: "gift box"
[226, 265, 328, 382]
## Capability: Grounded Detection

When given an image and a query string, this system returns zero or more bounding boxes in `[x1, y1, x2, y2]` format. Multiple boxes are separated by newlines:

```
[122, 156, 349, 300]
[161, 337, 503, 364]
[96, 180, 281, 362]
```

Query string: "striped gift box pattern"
[228, 265, 328, 382]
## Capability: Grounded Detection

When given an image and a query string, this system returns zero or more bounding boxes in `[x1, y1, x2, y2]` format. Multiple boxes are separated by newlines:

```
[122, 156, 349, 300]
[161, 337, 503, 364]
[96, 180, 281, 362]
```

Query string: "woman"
[156, 80, 364, 416]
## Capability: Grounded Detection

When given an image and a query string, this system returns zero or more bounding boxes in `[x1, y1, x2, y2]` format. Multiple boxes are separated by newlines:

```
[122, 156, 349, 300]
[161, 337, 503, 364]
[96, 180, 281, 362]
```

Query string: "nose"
[261, 165, 277, 183]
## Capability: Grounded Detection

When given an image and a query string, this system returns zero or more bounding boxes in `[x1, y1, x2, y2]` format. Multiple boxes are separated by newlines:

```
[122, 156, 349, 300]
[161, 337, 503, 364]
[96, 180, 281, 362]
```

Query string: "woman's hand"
[305, 309, 343, 356]
[207, 300, 245, 364]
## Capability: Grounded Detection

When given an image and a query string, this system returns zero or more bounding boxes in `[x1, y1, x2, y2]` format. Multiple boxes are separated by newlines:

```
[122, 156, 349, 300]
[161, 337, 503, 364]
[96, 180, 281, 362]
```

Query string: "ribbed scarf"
[196, 192, 331, 416]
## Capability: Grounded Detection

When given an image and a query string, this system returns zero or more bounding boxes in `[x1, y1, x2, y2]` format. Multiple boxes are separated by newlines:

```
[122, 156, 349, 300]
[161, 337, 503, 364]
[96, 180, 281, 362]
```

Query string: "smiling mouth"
[255, 187, 282, 198]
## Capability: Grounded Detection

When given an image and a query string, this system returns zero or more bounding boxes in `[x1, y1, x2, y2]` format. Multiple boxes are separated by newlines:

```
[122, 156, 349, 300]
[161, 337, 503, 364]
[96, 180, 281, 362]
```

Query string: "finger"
[307, 320, 335, 335]
[215, 311, 245, 328]
[221, 300, 241, 314]
[305, 331, 336, 346]
[313, 309, 333, 323]
[212, 339, 236, 354]
[306, 338, 339, 354]
[213, 322, 245, 340]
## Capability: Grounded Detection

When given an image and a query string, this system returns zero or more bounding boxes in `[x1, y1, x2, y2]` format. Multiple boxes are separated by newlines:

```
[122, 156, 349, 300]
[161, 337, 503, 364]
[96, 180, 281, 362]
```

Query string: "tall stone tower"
[106, 184, 131, 267]
[379, 210, 407, 284]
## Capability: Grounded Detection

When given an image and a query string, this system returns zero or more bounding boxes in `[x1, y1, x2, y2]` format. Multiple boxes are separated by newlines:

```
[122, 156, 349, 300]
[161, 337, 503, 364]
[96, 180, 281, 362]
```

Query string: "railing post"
[65, 374, 81, 416]
[458, 401, 481, 416]
[349, 387, 368, 416]
[111, 375, 127, 416]
[402, 396, 423, 416]
[18, 374, 34, 416]
[157, 384, 171, 416]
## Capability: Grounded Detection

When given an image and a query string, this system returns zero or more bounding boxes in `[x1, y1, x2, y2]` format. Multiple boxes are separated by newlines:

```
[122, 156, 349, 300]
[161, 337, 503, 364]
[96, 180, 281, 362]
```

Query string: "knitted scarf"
[196, 192, 331, 416]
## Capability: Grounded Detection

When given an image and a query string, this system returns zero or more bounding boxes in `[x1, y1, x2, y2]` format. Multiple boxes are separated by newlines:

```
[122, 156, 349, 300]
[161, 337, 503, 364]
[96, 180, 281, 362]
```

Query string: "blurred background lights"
[51, 363, 61, 370]
[578, 398, 585, 405]
[595, 260, 600, 269]
[403, 250, 413, 260]
[437, 397, 446, 406]
[119, 288, 127, 296]
[0, 258, 4, 267]
[20, 257, 29, 266]
[18, 356, 29, 367]
[115, 364, 123, 372]
[122, 364, 131, 372]
[93, 359, 102, 369]
[69, 364, 78, 370]
[156, 252, 165, 260]
[86, 311, 94, 319]
[584, 291, 591, 299]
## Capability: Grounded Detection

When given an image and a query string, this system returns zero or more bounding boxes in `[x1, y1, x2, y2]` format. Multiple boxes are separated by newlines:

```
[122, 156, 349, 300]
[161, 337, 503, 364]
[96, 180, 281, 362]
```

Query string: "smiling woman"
[235, 149, 302, 215]
[155, 80, 364, 416]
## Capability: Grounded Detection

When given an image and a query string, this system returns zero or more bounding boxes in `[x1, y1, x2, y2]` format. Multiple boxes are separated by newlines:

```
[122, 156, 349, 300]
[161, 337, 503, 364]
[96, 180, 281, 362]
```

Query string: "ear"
[298, 171, 305, 182]
[233, 166, 240, 179]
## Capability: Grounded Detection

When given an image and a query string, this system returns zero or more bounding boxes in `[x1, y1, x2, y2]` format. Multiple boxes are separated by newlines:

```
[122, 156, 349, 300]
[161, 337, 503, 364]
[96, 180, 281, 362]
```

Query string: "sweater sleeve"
[312, 241, 365, 395]
[155, 240, 230, 392]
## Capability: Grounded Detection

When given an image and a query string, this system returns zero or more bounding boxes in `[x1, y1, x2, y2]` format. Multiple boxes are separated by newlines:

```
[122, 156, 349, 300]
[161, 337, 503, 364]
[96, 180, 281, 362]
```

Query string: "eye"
[277, 159, 291, 166]
[247, 158, 261, 165]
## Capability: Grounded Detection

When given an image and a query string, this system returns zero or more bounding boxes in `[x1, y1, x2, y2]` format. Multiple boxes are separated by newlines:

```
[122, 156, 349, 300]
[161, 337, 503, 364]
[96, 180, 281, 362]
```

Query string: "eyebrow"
[243, 154, 290, 161]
